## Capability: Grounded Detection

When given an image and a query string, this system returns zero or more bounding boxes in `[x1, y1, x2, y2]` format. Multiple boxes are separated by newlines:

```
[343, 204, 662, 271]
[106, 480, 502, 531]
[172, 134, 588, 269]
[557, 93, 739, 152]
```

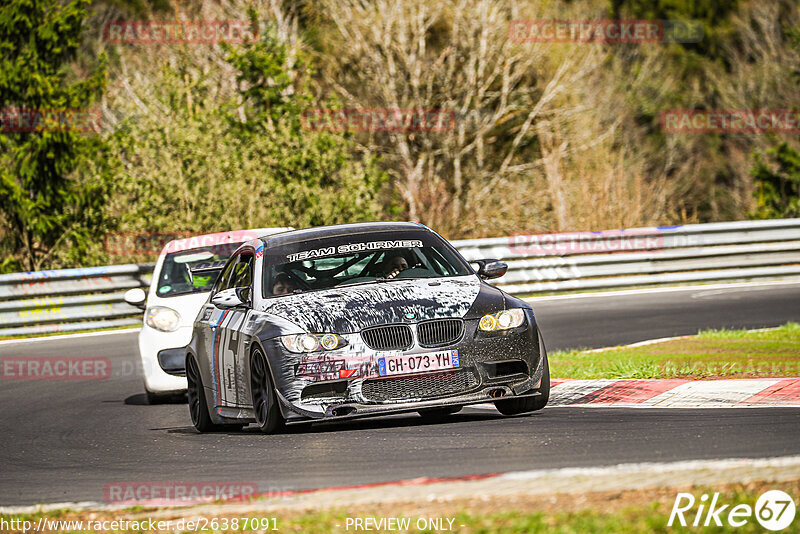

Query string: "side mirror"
[211, 287, 250, 309]
[471, 259, 508, 280]
[124, 288, 147, 310]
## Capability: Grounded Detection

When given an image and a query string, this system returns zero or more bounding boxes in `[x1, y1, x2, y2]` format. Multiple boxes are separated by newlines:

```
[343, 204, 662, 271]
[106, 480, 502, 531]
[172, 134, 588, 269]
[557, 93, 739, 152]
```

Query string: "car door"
[197, 251, 253, 409]
[212, 251, 254, 408]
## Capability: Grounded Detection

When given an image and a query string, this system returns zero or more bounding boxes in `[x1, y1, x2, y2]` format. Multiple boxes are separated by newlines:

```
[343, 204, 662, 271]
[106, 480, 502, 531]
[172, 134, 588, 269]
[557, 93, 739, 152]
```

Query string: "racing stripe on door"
[220, 311, 244, 407]
[209, 309, 229, 407]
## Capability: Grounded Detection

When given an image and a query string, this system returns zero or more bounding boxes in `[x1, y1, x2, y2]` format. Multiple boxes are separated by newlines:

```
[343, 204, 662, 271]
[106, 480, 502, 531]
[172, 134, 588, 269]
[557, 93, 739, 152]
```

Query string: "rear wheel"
[186, 355, 221, 432]
[495, 344, 550, 415]
[250, 348, 284, 434]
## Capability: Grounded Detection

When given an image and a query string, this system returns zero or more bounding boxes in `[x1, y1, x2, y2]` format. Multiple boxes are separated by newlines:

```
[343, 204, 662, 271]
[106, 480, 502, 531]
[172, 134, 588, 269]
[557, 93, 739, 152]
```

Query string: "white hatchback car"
[124, 228, 292, 403]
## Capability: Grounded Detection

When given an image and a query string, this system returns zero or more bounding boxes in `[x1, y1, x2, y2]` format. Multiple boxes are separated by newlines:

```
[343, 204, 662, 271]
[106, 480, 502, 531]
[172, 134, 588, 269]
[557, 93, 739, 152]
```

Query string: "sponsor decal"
[296, 359, 347, 378]
[287, 240, 424, 262]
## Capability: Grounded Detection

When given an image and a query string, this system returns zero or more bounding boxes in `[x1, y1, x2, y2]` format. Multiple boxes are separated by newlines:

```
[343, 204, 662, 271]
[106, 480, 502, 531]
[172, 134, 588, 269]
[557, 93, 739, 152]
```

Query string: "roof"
[162, 227, 293, 255]
[260, 222, 429, 247]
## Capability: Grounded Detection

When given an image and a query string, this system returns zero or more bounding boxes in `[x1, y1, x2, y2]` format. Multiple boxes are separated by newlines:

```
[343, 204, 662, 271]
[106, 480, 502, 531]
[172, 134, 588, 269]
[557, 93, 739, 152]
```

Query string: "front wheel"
[186, 355, 221, 432]
[250, 348, 284, 434]
[495, 341, 550, 415]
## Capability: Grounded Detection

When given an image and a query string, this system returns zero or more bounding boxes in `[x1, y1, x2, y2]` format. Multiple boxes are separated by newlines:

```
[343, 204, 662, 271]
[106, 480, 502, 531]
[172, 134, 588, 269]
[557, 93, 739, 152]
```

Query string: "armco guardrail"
[1, 218, 799, 336]
[451, 218, 800, 294]
[0, 264, 153, 337]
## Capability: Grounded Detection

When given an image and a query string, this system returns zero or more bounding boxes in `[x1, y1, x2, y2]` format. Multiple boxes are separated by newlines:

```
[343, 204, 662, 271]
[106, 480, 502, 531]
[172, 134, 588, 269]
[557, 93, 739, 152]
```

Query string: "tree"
[751, 143, 800, 218]
[0, 0, 107, 272]
[750, 23, 800, 219]
[103, 10, 386, 254]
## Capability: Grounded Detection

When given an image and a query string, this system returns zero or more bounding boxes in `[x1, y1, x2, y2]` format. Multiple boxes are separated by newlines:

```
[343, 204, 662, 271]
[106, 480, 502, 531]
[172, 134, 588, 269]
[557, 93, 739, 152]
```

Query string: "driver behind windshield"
[272, 272, 299, 295]
[380, 251, 411, 279]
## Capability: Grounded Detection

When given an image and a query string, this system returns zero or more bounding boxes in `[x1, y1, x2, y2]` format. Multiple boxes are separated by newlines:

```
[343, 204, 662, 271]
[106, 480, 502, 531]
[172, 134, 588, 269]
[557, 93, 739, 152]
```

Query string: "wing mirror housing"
[211, 287, 250, 309]
[471, 259, 508, 280]
[123, 288, 147, 310]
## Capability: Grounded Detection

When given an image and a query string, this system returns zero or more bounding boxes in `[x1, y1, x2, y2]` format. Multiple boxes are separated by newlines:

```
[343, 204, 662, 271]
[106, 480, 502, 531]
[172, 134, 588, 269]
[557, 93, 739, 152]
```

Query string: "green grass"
[2, 482, 796, 533]
[550, 322, 800, 379]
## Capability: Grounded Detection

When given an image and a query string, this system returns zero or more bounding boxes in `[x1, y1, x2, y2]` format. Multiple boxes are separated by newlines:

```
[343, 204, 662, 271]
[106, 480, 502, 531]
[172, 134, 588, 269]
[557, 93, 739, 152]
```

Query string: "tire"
[186, 354, 221, 433]
[418, 406, 462, 421]
[250, 348, 284, 434]
[495, 344, 550, 416]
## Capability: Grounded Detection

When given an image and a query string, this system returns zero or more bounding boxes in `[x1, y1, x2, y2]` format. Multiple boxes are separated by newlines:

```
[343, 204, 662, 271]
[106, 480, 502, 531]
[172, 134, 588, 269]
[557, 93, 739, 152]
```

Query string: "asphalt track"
[1, 281, 800, 506]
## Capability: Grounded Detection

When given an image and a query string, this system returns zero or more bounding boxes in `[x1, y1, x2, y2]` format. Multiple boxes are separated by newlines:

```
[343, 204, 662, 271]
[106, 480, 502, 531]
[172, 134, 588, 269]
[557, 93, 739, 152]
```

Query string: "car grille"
[361, 369, 478, 402]
[417, 319, 464, 348]
[361, 324, 413, 351]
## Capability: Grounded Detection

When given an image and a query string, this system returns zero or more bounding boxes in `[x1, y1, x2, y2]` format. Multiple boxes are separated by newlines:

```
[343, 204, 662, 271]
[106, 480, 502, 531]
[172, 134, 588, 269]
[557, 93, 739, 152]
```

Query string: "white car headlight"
[478, 308, 525, 332]
[280, 333, 346, 353]
[145, 306, 181, 332]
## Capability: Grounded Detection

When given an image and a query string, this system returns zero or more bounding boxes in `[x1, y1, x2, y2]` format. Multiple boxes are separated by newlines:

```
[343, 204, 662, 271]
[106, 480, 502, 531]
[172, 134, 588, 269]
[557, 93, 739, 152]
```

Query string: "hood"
[257, 276, 482, 333]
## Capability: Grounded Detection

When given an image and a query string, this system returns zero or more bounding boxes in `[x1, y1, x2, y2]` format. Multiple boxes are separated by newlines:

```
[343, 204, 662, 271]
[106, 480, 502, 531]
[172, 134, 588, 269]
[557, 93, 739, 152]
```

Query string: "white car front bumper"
[138, 324, 194, 394]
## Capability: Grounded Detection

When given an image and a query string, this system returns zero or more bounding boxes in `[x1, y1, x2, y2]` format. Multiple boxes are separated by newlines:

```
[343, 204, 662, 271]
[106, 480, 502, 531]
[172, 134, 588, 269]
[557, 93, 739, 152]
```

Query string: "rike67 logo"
[669, 490, 796, 531]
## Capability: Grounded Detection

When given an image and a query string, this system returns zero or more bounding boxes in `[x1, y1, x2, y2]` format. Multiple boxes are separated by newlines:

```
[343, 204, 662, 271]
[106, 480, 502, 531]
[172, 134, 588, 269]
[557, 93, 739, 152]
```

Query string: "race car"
[185, 222, 550, 432]
[124, 228, 292, 403]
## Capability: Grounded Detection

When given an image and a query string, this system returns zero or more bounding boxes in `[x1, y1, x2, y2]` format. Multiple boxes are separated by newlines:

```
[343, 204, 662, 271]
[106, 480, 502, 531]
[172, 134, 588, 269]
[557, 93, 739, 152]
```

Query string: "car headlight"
[145, 306, 181, 332]
[280, 333, 347, 353]
[478, 308, 525, 332]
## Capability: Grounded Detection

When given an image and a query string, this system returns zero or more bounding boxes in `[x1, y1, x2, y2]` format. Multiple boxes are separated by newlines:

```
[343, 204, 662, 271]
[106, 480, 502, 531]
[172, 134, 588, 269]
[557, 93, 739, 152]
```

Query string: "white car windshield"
[156, 243, 242, 297]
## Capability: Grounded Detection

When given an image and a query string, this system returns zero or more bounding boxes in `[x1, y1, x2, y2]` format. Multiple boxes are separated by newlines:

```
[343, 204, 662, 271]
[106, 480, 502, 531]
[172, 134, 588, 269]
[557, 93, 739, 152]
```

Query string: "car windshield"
[156, 242, 242, 297]
[263, 230, 472, 297]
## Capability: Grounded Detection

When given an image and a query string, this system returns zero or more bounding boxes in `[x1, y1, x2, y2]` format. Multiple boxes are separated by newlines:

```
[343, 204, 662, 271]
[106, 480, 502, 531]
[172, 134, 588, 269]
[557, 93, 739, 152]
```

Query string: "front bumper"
[138, 324, 192, 394]
[267, 312, 545, 423]
[279, 386, 544, 424]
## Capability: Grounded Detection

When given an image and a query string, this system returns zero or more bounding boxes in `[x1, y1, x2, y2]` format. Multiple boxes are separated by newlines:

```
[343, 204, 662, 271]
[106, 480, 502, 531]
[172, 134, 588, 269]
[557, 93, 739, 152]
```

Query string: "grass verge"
[550, 322, 800, 379]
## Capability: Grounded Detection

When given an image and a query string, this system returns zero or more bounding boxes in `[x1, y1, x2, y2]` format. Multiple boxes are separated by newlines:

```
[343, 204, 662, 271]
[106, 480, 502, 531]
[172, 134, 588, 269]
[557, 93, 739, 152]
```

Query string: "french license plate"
[378, 350, 460, 377]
